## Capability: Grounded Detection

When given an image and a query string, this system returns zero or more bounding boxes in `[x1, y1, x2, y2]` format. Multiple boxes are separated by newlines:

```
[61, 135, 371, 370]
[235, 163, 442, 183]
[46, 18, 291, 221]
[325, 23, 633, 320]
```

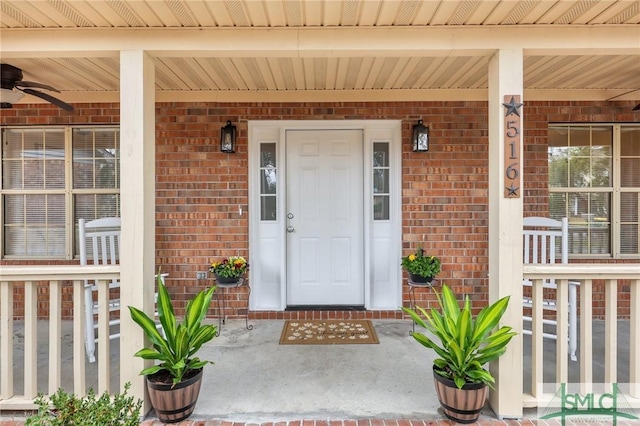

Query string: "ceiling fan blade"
[20, 88, 74, 111]
[633, 104, 640, 111]
[17, 80, 60, 92]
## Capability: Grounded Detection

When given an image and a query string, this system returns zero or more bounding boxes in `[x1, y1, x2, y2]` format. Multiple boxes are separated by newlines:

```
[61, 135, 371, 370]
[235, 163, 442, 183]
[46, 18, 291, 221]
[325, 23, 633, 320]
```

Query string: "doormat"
[279, 320, 379, 345]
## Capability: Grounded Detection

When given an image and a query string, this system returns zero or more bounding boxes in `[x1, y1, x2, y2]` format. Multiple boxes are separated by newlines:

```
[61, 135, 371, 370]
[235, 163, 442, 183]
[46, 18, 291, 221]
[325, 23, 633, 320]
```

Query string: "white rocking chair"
[522, 216, 578, 361]
[79, 217, 164, 363]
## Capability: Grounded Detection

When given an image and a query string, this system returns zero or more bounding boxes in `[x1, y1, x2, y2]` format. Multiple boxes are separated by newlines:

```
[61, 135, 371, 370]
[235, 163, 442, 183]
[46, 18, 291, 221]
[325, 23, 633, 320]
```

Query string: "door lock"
[287, 226, 295, 233]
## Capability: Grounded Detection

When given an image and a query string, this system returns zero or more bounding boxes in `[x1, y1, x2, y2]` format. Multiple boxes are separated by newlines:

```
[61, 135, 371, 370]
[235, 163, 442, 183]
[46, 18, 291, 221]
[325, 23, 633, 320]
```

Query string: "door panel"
[286, 129, 364, 306]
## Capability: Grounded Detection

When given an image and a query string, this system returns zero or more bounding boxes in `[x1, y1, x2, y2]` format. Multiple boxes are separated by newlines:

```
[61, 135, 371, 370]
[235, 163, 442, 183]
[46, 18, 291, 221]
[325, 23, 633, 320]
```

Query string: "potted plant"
[209, 255, 249, 283]
[402, 284, 516, 424]
[128, 274, 217, 423]
[401, 247, 441, 283]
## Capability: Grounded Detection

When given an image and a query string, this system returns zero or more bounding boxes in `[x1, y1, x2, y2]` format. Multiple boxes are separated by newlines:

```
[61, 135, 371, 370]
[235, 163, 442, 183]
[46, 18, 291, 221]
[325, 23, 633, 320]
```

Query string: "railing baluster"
[97, 278, 111, 394]
[555, 279, 569, 383]
[73, 279, 87, 396]
[604, 279, 617, 385]
[531, 278, 543, 398]
[49, 280, 62, 395]
[0, 281, 13, 400]
[24, 281, 38, 398]
[580, 279, 593, 395]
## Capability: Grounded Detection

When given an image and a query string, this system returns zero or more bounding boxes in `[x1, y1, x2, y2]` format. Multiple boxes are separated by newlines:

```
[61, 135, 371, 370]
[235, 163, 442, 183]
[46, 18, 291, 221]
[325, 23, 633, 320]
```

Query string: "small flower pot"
[409, 273, 433, 284]
[214, 274, 240, 284]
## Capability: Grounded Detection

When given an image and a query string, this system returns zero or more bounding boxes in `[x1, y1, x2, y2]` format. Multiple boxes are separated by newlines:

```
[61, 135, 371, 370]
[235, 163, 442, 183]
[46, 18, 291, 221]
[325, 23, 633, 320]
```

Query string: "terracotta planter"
[146, 368, 203, 423]
[432, 366, 488, 424]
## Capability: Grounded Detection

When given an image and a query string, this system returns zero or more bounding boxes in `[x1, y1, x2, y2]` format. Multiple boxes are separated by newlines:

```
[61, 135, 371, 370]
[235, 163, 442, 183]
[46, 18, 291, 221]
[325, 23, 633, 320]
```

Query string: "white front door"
[285, 129, 364, 306]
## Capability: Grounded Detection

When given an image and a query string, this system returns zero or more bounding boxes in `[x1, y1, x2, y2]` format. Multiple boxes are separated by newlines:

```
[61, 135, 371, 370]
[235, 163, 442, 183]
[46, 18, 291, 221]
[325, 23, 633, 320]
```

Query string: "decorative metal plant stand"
[213, 277, 253, 336]
[407, 277, 439, 334]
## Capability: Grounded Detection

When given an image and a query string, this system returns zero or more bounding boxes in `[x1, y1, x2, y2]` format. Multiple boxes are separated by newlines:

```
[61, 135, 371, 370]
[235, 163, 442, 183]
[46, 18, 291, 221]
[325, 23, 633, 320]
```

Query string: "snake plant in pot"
[402, 284, 516, 424]
[128, 274, 217, 423]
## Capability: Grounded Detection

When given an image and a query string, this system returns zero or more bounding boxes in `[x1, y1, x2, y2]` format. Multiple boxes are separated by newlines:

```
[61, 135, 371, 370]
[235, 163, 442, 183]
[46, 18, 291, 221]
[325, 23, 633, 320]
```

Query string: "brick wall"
[1, 100, 637, 319]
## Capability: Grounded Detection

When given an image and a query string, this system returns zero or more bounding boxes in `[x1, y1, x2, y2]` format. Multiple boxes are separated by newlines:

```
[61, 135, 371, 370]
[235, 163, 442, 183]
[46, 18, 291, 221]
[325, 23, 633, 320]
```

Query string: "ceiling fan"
[0, 63, 73, 111]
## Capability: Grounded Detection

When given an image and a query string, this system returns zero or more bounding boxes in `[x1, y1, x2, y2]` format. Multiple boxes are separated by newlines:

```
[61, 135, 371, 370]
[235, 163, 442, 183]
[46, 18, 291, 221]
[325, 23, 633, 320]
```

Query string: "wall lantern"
[220, 120, 237, 153]
[412, 119, 429, 152]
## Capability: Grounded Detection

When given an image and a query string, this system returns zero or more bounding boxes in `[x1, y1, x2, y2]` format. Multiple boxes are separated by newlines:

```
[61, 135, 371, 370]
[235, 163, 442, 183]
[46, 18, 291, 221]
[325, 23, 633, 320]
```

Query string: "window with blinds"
[548, 124, 640, 258]
[1, 126, 120, 259]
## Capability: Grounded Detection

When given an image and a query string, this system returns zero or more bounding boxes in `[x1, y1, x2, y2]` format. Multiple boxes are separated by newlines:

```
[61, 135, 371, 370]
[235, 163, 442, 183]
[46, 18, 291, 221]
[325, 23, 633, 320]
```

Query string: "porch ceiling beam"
[20, 88, 638, 104]
[1, 26, 638, 58]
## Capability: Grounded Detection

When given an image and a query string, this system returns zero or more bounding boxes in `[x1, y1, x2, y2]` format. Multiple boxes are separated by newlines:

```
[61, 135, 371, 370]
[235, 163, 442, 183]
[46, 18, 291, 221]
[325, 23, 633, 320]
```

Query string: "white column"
[487, 48, 524, 419]
[119, 50, 156, 414]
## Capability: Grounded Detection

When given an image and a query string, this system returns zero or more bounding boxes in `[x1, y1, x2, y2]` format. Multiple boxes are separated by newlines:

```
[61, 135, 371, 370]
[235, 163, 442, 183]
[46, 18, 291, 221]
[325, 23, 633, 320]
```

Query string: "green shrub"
[25, 382, 141, 426]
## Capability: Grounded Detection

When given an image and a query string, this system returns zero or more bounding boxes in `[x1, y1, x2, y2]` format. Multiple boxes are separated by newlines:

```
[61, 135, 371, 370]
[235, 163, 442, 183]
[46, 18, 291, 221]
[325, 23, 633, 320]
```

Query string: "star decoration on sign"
[506, 183, 519, 197]
[502, 96, 523, 117]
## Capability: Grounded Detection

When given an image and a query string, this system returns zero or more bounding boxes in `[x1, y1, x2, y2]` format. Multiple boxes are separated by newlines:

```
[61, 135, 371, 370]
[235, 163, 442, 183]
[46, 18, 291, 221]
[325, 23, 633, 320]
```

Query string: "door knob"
[287, 226, 295, 233]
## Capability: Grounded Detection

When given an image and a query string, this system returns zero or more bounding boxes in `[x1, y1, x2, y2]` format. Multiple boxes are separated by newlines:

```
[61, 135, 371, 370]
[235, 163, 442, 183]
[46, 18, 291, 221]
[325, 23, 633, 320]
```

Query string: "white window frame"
[548, 123, 640, 259]
[1, 125, 120, 260]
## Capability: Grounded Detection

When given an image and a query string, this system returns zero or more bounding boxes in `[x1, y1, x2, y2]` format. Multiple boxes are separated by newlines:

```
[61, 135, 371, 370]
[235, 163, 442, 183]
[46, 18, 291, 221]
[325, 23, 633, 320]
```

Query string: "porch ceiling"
[1, 0, 640, 104]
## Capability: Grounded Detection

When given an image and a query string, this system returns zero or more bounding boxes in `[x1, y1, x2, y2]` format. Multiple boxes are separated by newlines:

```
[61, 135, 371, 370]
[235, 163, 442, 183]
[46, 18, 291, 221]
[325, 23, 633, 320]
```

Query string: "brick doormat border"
[279, 319, 379, 345]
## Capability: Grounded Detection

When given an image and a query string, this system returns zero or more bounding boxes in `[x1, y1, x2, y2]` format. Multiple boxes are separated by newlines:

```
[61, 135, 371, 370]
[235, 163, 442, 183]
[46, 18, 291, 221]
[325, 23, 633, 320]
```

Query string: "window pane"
[568, 157, 591, 188]
[548, 147, 569, 188]
[621, 127, 640, 156]
[620, 192, 639, 256]
[553, 126, 613, 188]
[590, 156, 611, 188]
[259, 143, 277, 221]
[44, 130, 65, 189]
[589, 223, 610, 254]
[260, 143, 276, 167]
[3, 193, 65, 257]
[2, 160, 23, 189]
[73, 159, 94, 189]
[566, 192, 611, 255]
[591, 126, 612, 157]
[73, 128, 120, 190]
[373, 169, 389, 194]
[620, 224, 639, 255]
[73, 194, 120, 256]
[73, 129, 94, 159]
[373, 143, 389, 167]
[373, 142, 390, 220]
[621, 192, 639, 222]
[75, 194, 121, 223]
[621, 158, 640, 188]
[2, 129, 24, 158]
[260, 169, 277, 194]
[549, 192, 567, 220]
[373, 196, 389, 221]
[260, 196, 277, 221]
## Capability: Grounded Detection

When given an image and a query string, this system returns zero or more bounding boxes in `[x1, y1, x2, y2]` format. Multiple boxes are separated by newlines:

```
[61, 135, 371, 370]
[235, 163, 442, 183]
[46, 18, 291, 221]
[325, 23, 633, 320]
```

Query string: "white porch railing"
[0, 265, 124, 410]
[2, 263, 638, 411]
[522, 263, 640, 407]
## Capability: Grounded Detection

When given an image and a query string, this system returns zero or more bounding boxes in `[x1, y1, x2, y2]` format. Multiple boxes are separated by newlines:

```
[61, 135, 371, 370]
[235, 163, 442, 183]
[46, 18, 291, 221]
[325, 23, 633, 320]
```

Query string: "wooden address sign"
[502, 95, 522, 198]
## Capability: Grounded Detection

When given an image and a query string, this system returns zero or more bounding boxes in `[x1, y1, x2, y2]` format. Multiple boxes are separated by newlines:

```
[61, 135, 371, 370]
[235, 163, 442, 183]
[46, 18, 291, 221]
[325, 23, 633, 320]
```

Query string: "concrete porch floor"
[1, 318, 635, 425]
